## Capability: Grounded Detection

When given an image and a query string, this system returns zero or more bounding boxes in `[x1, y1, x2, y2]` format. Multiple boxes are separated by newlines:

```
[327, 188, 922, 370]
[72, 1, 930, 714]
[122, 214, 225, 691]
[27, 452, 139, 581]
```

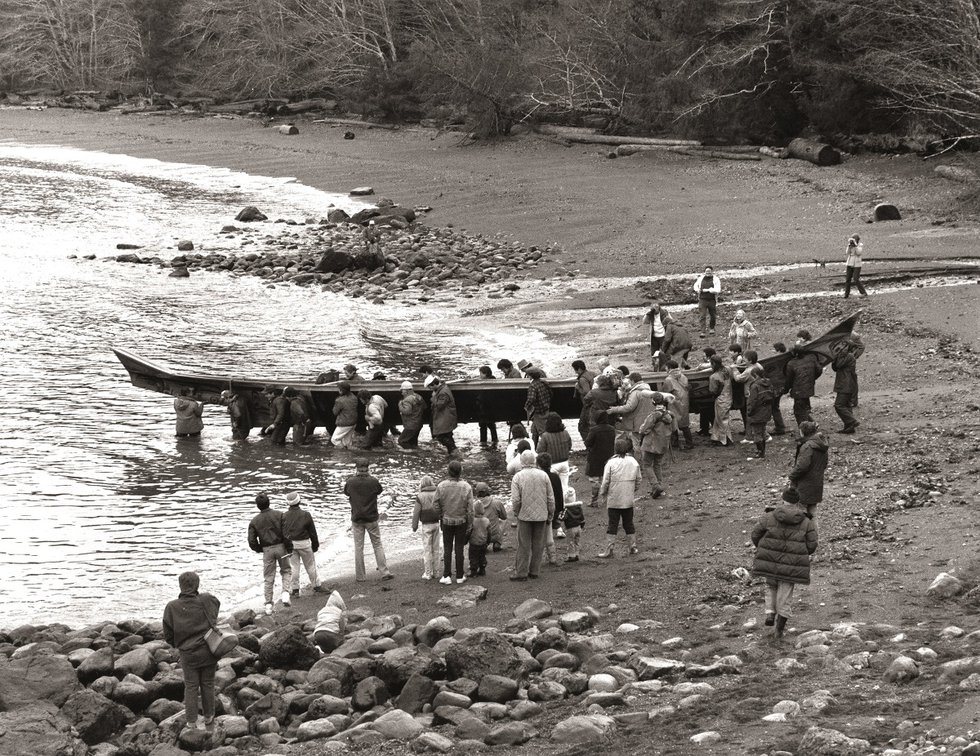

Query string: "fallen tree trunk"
[278, 98, 330, 114]
[208, 99, 285, 114]
[311, 117, 403, 131]
[671, 148, 761, 161]
[537, 125, 700, 147]
[934, 165, 979, 183]
[786, 138, 842, 166]
[759, 146, 789, 159]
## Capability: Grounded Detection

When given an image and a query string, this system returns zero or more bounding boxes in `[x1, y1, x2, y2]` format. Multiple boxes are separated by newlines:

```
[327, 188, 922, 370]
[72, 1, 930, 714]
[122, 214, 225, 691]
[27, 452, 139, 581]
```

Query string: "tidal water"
[0, 142, 573, 627]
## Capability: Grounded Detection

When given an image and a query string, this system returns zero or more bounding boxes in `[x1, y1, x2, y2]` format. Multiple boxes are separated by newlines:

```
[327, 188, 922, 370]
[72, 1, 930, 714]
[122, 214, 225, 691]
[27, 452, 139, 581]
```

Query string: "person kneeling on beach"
[162, 571, 220, 731]
[751, 487, 817, 639]
[313, 590, 347, 653]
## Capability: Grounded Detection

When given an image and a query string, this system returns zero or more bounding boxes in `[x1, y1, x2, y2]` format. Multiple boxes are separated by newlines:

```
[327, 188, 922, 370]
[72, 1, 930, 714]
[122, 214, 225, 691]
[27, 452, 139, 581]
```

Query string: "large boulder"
[352, 249, 386, 271]
[478, 674, 519, 704]
[315, 248, 354, 274]
[376, 647, 445, 695]
[114, 648, 156, 680]
[258, 626, 319, 670]
[372, 708, 424, 741]
[395, 672, 438, 714]
[0, 703, 86, 756]
[60, 689, 134, 744]
[0, 654, 81, 709]
[235, 206, 268, 222]
[927, 572, 964, 599]
[77, 647, 114, 685]
[352, 676, 390, 711]
[444, 630, 523, 683]
[326, 208, 350, 223]
[436, 585, 488, 611]
[798, 726, 871, 755]
[551, 714, 615, 744]
[297, 717, 338, 741]
[514, 599, 553, 621]
[307, 655, 355, 693]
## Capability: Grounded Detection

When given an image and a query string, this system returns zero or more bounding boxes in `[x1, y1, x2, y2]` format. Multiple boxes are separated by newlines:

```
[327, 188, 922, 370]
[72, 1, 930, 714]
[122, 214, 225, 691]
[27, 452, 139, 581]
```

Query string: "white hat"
[400, 380, 413, 390]
[285, 492, 302, 506]
[423, 375, 436, 387]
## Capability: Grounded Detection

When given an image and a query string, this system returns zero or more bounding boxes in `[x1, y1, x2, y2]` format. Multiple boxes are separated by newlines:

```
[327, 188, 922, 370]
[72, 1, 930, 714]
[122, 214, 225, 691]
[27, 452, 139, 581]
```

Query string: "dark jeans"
[835, 392, 857, 428]
[792, 397, 812, 425]
[399, 425, 421, 448]
[515, 520, 548, 578]
[844, 265, 867, 297]
[270, 422, 289, 445]
[362, 425, 384, 449]
[698, 298, 717, 331]
[479, 423, 499, 444]
[468, 543, 487, 575]
[182, 662, 216, 724]
[434, 432, 456, 453]
[441, 522, 467, 578]
[607, 507, 635, 535]
[650, 334, 663, 357]
[699, 404, 715, 434]
[771, 395, 786, 433]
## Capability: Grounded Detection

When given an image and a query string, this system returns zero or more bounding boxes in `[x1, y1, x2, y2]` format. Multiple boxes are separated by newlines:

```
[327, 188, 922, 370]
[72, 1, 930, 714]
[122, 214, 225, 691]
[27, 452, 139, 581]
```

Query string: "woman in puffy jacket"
[729, 309, 757, 352]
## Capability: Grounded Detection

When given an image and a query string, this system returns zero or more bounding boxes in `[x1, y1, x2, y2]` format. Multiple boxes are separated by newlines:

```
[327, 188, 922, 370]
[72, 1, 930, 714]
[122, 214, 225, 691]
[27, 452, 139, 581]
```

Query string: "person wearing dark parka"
[788, 420, 830, 519]
[751, 488, 817, 639]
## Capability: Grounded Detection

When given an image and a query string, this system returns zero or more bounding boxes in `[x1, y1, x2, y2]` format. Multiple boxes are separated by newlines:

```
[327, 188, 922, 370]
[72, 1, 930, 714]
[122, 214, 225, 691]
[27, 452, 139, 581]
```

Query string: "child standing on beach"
[475, 482, 508, 551]
[412, 476, 441, 580]
[560, 488, 585, 562]
[468, 501, 490, 577]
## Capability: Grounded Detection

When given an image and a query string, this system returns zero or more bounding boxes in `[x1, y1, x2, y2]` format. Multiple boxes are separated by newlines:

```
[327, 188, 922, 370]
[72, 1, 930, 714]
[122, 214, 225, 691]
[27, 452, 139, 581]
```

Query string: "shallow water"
[0, 142, 575, 626]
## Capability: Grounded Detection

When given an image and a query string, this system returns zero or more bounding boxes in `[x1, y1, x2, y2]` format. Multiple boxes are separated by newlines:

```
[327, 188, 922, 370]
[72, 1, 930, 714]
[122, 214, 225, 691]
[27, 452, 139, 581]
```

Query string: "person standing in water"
[174, 388, 204, 438]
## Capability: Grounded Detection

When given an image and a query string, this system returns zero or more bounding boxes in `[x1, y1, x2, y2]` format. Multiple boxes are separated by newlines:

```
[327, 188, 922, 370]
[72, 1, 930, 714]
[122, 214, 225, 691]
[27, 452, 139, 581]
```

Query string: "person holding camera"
[843, 235, 868, 298]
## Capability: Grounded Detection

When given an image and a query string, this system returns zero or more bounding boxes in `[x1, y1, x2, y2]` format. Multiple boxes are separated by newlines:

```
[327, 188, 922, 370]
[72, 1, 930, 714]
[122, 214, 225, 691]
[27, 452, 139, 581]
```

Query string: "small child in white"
[560, 488, 585, 562]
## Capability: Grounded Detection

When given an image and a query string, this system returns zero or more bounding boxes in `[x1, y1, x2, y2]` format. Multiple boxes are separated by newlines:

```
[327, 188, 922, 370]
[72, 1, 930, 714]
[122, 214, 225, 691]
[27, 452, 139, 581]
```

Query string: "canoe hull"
[113, 312, 861, 430]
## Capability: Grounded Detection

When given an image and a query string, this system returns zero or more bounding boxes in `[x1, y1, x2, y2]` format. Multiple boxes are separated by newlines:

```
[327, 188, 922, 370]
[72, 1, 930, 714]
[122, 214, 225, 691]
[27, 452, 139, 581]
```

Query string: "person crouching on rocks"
[597, 437, 642, 558]
[313, 590, 347, 653]
[162, 571, 220, 731]
[751, 487, 817, 639]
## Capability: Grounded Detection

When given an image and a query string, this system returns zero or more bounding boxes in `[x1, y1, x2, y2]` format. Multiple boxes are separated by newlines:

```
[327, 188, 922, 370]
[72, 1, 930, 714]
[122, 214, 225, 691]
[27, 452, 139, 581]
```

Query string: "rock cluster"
[104, 212, 552, 304]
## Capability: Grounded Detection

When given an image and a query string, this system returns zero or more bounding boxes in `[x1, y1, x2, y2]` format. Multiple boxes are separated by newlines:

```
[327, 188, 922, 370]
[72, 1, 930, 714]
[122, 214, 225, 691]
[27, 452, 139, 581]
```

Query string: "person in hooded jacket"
[221, 389, 251, 440]
[751, 488, 817, 638]
[745, 369, 775, 458]
[263, 386, 291, 446]
[784, 347, 823, 427]
[831, 342, 859, 433]
[313, 590, 347, 653]
[637, 391, 677, 499]
[729, 309, 757, 352]
[285, 387, 314, 445]
[398, 381, 426, 449]
[162, 571, 220, 730]
[582, 374, 620, 429]
[358, 389, 388, 449]
[174, 388, 204, 438]
[428, 376, 459, 454]
[536, 412, 573, 497]
[607, 372, 655, 451]
[659, 319, 693, 369]
[475, 481, 508, 551]
[788, 421, 830, 518]
[412, 475, 441, 580]
[584, 411, 616, 508]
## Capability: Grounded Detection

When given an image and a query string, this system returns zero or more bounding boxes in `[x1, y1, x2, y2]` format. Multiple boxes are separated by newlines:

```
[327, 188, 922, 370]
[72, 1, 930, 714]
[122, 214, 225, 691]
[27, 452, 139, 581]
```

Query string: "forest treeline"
[1, 0, 978, 142]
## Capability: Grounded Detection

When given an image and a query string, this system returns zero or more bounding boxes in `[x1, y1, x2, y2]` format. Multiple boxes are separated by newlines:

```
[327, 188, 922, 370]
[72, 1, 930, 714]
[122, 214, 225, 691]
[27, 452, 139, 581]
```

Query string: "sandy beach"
[3, 106, 980, 754]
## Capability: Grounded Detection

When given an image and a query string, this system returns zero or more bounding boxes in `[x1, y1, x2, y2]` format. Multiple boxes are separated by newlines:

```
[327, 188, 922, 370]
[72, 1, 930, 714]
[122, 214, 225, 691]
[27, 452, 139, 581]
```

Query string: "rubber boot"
[682, 427, 694, 450]
[590, 481, 600, 508]
[756, 439, 766, 458]
[597, 535, 616, 558]
[774, 615, 787, 639]
[628, 534, 638, 555]
[546, 544, 558, 566]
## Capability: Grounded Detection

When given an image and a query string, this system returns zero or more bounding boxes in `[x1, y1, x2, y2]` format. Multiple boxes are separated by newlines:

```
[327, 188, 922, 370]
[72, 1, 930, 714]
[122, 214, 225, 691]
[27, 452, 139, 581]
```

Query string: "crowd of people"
[164, 250, 871, 727]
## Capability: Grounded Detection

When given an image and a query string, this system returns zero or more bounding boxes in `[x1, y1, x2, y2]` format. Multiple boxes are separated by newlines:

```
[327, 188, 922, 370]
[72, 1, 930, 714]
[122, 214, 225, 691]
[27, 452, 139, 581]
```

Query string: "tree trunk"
[786, 138, 841, 166]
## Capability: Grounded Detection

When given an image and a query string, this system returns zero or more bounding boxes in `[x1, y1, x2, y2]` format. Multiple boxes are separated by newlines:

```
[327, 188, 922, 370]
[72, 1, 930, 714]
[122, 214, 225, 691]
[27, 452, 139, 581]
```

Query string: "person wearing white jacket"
[358, 390, 388, 449]
[693, 266, 721, 337]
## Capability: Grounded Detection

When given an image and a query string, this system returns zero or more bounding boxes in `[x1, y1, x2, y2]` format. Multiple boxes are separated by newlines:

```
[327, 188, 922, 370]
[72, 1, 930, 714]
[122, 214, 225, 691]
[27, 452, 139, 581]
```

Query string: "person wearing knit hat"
[560, 488, 586, 562]
[282, 492, 326, 596]
[412, 475, 441, 580]
[398, 380, 426, 450]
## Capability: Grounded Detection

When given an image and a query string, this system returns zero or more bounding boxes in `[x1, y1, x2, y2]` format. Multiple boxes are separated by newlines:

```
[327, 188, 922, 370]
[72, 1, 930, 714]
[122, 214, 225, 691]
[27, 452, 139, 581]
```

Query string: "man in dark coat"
[659, 320, 693, 369]
[262, 386, 291, 446]
[831, 342, 859, 433]
[428, 377, 458, 455]
[788, 421, 830, 518]
[584, 411, 616, 508]
[283, 491, 326, 596]
[783, 347, 822, 426]
[572, 360, 596, 438]
[247, 493, 292, 615]
[751, 489, 817, 638]
[221, 389, 251, 440]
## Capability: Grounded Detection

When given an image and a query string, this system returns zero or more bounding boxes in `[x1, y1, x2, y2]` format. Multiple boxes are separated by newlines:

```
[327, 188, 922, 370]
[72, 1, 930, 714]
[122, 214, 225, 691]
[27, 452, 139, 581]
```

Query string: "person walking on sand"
[412, 475, 441, 580]
[637, 391, 676, 499]
[663, 360, 694, 450]
[509, 450, 555, 581]
[708, 355, 734, 446]
[693, 265, 721, 337]
[537, 451, 565, 564]
[607, 371, 655, 452]
[641, 301, 672, 360]
[468, 501, 490, 577]
[398, 380, 426, 449]
[788, 421, 830, 519]
[745, 366, 775, 458]
[435, 460, 474, 585]
[523, 367, 552, 445]
[221, 389, 251, 440]
[784, 346, 822, 427]
[162, 571, 220, 731]
[427, 376, 459, 455]
[331, 381, 359, 449]
[597, 438, 642, 557]
[262, 386, 291, 446]
[560, 488, 585, 562]
[536, 412, 573, 497]
[174, 388, 204, 438]
[247, 492, 292, 615]
[343, 458, 394, 582]
[831, 341, 860, 434]
[729, 309, 757, 352]
[283, 492, 326, 596]
[584, 411, 617, 508]
[751, 487, 817, 639]
[843, 235, 868, 298]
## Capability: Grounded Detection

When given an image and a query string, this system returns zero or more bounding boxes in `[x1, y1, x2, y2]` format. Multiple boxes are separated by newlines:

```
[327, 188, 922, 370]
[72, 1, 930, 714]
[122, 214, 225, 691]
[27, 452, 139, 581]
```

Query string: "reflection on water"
[0, 142, 575, 626]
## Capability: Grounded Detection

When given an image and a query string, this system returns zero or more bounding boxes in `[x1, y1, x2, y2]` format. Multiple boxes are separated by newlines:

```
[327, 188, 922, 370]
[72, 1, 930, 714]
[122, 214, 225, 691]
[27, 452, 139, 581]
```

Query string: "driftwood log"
[786, 138, 842, 166]
[934, 165, 979, 184]
[671, 148, 761, 161]
[759, 146, 789, 159]
[537, 125, 700, 147]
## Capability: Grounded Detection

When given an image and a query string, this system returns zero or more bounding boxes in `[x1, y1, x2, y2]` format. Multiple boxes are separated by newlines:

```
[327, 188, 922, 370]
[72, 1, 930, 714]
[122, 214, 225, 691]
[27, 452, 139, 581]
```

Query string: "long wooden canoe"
[113, 312, 861, 430]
